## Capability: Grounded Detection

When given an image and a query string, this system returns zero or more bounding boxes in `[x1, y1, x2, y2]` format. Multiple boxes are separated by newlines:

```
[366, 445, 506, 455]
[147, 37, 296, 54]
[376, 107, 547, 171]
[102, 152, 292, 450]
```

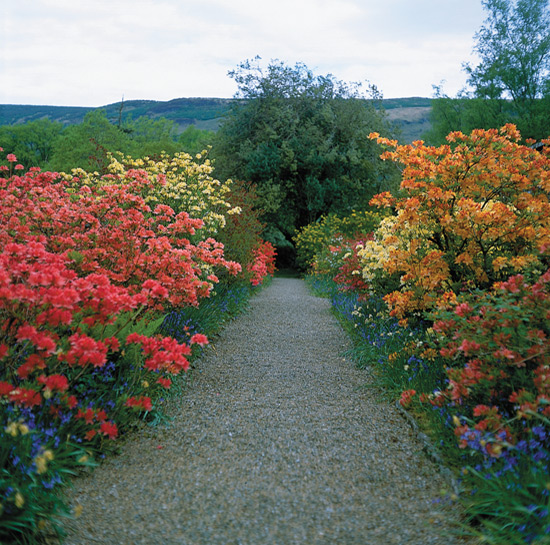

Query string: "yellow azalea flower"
[5, 422, 18, 437]
[15, 492, 24, 509]
[18, 423, 29, 435]
[35, 456, 48, 474]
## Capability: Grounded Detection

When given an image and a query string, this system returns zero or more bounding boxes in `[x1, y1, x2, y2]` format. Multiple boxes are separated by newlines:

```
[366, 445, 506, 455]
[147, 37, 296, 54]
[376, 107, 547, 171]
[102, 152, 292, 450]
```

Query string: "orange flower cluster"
[368, 125, 550, 321]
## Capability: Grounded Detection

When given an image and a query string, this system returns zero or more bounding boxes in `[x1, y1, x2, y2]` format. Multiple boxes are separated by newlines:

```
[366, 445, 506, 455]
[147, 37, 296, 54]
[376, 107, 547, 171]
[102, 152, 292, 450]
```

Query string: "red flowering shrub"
[311, 234, 356, 278]
[0, 150, 265, 541]
[0, 166, 241, 308]
[0, 153, 239, 472]
[424, 268, 550, 453]
[0, 241, 196, 442]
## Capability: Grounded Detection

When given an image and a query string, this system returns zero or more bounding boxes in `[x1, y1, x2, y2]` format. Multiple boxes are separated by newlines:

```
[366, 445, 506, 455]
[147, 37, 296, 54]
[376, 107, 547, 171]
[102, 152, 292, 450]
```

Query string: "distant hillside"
[0, 96, 432, 142]
[383, 97, 433, 143]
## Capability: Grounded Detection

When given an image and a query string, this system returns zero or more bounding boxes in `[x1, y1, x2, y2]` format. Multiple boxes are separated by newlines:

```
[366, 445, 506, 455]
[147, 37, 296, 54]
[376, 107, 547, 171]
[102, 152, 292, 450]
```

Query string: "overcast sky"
[1, 0, 487, 107]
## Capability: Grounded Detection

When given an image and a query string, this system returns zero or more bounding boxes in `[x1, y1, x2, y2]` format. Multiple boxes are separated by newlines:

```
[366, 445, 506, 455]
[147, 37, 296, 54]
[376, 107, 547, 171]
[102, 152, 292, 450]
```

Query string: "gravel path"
[63, 278, 467, 545]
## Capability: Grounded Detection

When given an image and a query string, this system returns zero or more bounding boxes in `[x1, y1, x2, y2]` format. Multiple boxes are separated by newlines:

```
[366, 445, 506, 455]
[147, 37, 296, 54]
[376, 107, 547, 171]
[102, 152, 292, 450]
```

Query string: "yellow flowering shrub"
[357, 210, 443, 308]
[68, 150, 241, 236]
[357, 215, 399, 284]
[294, 210, 386, 271]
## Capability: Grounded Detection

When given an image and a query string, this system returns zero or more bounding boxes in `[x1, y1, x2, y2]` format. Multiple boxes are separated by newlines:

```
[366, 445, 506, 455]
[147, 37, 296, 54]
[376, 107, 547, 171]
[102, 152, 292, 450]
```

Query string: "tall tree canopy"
[212, 58, 399, 259]
[426, 0, 550, 143]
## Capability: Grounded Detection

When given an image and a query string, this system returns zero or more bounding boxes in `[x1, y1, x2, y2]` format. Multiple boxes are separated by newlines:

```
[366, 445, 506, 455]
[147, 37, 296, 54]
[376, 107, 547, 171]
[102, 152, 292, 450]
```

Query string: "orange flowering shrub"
[368, 125, 550, 321]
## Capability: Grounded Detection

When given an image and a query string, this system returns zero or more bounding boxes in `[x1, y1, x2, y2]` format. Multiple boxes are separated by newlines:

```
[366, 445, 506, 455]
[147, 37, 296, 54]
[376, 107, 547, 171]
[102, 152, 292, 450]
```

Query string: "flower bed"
[0, 148, 274, 543]
[303, 127, 550, 544]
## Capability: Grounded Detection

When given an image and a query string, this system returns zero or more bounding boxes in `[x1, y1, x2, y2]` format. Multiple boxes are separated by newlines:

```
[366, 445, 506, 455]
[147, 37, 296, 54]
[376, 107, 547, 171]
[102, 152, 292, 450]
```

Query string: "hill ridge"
[0, 96, 432, 142]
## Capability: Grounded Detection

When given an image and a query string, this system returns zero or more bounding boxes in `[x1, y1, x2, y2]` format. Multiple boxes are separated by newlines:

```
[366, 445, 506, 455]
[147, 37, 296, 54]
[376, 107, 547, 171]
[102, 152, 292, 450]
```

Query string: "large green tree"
[426, 0, 550, 143]
[212, 58, 399, 258]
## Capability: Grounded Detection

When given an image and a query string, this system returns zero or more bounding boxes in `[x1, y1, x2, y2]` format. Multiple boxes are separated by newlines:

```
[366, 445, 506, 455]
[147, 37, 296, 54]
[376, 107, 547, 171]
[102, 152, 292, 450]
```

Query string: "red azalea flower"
[17, 354, 46, 378]
[38, 374, 69, 392]
[399, 389, 417, 407]
[190, 333, 208, 346]
[8, 387, 42, 407]
[125, 396, 153, 411]
[64, 395, 78, 409]
[0, 381, 14, 396]
[99, 421, 118, 439]
[76, 408, 95, 425]
[62, 333, 108, 367]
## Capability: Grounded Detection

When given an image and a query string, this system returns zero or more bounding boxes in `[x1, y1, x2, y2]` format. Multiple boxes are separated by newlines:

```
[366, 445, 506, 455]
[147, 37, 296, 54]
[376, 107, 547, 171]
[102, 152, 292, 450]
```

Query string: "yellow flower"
[35, 456, 48, 474]
[18, 423, 29, 435]
[15, 492, 24, 509]
[5, 422, 18, 437]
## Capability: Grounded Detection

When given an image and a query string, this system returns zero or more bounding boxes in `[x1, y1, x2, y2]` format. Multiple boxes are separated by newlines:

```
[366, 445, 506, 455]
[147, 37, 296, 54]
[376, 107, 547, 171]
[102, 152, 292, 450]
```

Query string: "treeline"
[0, 112, 216, 173]
[0, 63, 404, 266]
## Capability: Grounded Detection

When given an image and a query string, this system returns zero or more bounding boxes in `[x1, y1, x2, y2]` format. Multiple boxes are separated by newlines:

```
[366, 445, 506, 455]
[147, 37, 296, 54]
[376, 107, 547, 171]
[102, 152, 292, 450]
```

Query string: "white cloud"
[1, 0, 486, 106]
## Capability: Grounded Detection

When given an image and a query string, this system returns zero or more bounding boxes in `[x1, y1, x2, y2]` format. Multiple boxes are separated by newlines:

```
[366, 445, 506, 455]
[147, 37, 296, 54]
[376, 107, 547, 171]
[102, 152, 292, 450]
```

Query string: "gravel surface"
[63, 278, 469, 545]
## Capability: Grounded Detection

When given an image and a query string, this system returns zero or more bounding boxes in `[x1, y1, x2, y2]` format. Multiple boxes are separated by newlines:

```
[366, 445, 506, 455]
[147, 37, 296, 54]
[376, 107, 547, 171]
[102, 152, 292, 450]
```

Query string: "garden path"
[63, 278, 467, 545]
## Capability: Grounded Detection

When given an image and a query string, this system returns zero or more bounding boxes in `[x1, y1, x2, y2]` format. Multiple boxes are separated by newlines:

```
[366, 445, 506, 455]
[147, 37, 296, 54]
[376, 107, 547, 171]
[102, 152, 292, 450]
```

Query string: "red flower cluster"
[0, 167, 241, 308]
[247, 241, 277, 286]
[427, 268, 550, 450]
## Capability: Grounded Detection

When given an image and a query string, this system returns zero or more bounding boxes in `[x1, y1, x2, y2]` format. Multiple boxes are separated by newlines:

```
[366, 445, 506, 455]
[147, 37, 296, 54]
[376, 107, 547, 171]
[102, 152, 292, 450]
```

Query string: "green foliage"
[0, 420, 96, 544]
[46, 110, 193, 173]
[0, 119, 64, 169]
[215, 180, 267, 284]
[124, 115, 180, 157]
[467, 0, 550, 104]
[294, 210, 387, 271]
[459, 425, 550, 545]
[177, 125, 215, 156]
[212, 58, 400, 258]
[48, 110, 132, 172]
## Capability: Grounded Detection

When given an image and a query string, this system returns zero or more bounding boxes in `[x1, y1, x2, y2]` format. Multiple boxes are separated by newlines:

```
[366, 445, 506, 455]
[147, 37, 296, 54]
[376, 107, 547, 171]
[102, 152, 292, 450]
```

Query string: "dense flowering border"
[300, 127, 550, 542]
[367, 125, 550, 322]
[0, 147, 275, 541]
